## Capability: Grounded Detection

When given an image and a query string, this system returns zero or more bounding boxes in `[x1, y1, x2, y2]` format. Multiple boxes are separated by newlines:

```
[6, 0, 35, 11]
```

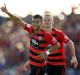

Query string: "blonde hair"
[43, 10, 53, 20]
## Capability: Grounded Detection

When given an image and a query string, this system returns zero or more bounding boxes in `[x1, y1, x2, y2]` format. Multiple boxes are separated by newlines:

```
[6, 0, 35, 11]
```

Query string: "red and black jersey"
[47, 28, 69, 66]
[24, 24, 57, 67]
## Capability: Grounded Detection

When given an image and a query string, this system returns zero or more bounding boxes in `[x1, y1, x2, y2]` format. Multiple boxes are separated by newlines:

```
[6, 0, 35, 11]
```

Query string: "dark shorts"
[47, 64, 65, 75]
[29, 65, 46, 75]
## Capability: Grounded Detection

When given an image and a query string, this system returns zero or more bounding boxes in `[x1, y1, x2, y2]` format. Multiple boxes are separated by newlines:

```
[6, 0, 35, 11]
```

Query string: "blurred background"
[0, 0, 80, 75]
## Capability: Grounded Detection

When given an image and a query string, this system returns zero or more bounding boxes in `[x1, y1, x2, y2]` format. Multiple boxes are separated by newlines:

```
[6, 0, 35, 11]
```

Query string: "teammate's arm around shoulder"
[0, 3, 26, 28]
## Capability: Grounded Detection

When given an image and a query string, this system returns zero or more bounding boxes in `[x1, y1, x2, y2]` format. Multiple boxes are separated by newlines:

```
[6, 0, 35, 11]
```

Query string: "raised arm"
[0, 4, 26, 28]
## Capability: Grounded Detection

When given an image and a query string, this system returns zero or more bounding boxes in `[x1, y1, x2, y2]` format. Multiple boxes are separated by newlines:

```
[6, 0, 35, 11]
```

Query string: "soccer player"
[1, 4, 60, 75]
[43, 11, 78, 75]
[24, 11, 78, 75]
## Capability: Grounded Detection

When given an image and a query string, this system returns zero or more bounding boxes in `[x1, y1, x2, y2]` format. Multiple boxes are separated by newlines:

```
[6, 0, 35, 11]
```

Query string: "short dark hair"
[33, 14, 43, 20]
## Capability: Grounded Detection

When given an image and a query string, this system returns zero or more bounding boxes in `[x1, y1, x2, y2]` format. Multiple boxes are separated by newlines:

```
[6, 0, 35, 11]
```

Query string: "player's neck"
[43, 25, 52, 32]
[32, 28, 41, 34]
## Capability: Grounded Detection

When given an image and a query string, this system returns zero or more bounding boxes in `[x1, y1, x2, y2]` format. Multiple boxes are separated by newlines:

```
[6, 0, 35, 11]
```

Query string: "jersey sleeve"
[24, 24, 33, 33]
[45, 33, 57, 46]
[62, 32, 69, 43]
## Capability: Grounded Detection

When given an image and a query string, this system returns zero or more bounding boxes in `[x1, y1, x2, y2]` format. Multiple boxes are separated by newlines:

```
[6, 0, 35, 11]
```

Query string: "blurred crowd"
[0, 7, 80, 75]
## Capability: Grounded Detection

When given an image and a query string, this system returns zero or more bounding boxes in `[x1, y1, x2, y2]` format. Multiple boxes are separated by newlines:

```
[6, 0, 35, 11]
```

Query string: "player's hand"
[0, 3, 8, 13]
[71, 56, 78, 68]
[38, 52, 48, 60]
[24, 61, 31, 71]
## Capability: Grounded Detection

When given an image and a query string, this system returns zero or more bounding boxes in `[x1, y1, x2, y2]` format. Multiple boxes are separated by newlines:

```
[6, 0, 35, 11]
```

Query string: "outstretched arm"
[1, 4, 26, 28]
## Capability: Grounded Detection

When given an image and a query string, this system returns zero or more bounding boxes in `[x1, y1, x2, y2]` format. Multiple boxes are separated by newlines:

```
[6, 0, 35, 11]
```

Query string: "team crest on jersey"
[39, 36, 42, 40]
